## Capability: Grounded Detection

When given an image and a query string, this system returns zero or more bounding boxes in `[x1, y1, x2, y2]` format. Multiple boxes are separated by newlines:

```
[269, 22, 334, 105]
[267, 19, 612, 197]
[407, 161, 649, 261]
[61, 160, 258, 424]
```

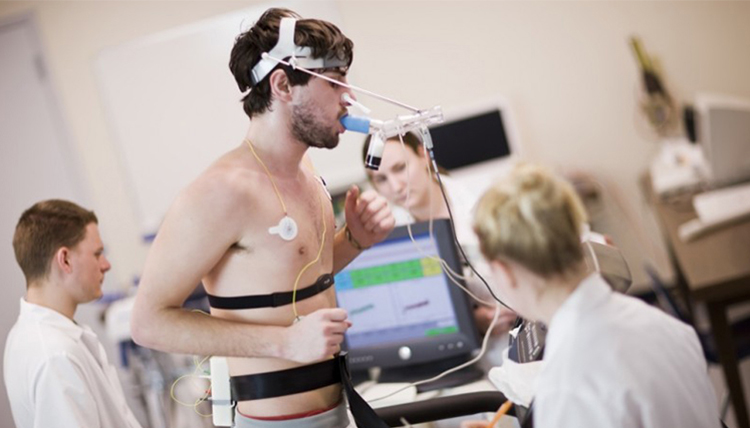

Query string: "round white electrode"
[268, 216, 298, 241]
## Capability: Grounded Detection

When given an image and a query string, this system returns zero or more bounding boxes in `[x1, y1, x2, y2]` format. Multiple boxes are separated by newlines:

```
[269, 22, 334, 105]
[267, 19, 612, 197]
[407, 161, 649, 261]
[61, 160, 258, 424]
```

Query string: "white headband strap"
[250, 17, 348, 86]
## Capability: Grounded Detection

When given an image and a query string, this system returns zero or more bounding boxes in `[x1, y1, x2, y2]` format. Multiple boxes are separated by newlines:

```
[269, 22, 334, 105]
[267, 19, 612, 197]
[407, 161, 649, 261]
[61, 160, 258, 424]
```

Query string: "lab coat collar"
[19, 298, 109, 368]
[19, 298, 84, 340]
[543, 273, 611, 361]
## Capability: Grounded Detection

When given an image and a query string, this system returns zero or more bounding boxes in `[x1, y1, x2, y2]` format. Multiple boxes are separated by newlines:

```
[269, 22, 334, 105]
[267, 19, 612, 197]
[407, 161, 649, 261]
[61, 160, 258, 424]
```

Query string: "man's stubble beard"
[291, 102, 340, 149]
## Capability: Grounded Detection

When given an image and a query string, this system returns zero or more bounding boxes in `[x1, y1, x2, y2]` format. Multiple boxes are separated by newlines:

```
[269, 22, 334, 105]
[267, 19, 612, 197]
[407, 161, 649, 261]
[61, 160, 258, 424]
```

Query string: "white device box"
[210, 357, 233, 426]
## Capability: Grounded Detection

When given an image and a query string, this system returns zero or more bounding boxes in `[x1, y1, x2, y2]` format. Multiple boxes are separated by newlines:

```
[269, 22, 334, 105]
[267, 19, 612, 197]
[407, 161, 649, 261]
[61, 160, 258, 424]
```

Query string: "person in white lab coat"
[470, 163, 720, 428]
[4, 199, 143, 428]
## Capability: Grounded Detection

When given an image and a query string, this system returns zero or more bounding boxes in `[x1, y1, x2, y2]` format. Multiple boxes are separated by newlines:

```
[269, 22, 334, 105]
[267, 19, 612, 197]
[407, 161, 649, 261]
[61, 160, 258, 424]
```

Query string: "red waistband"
[238, 401, 340, 421]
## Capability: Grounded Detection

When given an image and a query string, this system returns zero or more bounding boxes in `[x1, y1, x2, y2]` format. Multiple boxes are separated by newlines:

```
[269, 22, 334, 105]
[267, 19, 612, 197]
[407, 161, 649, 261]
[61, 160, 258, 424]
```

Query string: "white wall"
[0, 1, 266, 294]
[1, 0, 749, 360]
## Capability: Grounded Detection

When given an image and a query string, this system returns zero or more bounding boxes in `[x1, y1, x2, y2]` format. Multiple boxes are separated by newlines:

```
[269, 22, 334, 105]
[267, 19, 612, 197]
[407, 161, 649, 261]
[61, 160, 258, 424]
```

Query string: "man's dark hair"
[13, 199, 98, 284]
[229, 8, 354, 119]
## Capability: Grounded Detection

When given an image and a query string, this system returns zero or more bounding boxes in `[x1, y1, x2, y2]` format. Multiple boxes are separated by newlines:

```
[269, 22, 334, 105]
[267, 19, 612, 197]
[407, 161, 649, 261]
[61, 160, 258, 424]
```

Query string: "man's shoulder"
[178, 159, 264, 211]
[5, 318, 83, 370]
[198, 154, 259, 189]
[9, 317, 79, 349]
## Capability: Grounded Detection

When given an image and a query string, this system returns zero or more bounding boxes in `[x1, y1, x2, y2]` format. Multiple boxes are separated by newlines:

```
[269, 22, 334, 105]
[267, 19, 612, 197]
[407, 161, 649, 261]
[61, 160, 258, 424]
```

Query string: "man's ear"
[53, 247, 73, 275]
[268, 69, 292, 102]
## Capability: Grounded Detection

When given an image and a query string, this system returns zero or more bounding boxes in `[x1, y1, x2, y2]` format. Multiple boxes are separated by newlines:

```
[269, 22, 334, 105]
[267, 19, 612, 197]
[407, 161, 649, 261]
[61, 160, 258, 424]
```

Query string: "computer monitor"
[428, 99, 521, 172]
[695, 93, 750, 186]
[335, 219, 481, 389]
[426, 99, 522, 199]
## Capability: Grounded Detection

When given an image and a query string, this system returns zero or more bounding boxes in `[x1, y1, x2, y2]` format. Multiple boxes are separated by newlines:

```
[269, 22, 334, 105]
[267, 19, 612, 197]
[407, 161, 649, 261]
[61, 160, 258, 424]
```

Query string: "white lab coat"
[4, 299, 143, 428]
[535, 274, 720, 428]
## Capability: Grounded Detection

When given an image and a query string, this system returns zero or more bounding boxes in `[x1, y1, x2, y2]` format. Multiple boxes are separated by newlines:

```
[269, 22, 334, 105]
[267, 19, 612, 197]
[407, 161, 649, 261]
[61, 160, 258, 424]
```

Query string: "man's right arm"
[130, 177, 347, 362]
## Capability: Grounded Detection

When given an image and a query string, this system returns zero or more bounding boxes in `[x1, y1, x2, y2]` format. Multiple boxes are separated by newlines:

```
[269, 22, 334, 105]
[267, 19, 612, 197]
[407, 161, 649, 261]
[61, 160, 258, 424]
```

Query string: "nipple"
[268, 216, 298, 241]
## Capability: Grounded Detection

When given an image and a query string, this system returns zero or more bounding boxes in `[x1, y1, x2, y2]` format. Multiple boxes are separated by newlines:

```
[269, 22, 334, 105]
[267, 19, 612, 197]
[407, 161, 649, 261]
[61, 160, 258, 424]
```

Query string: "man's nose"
[342, 92, 373, 118]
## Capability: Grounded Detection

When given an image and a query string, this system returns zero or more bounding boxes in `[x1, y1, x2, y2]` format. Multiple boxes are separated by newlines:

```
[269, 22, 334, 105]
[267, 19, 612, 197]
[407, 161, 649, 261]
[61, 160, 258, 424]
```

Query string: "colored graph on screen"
[335, 234, 459, 348]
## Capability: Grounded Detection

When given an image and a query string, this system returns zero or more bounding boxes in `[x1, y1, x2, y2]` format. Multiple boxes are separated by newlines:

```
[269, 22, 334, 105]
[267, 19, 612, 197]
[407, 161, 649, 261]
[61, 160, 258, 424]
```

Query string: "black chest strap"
[207, 273, 334, 310]
[230, 352, 388, 427]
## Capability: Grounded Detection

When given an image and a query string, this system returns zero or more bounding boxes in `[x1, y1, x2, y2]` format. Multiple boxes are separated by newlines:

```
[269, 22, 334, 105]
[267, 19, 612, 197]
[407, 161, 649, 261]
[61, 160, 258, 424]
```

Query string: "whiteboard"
[94, 1, 361, 236]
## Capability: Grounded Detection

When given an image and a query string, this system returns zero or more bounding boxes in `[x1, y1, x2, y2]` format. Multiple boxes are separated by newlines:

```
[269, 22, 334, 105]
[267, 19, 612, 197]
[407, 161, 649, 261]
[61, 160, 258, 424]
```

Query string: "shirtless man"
[131, 8, 394, 427]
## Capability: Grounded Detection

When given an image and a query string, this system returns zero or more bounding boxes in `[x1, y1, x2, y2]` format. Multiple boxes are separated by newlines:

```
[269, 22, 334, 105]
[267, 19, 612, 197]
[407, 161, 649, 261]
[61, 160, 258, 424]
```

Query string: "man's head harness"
[250, 17, 349, 86]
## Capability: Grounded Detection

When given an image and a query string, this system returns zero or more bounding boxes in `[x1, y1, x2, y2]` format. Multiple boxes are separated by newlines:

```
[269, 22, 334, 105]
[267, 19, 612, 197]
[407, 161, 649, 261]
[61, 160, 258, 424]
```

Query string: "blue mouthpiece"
[340, 115, 371, 134]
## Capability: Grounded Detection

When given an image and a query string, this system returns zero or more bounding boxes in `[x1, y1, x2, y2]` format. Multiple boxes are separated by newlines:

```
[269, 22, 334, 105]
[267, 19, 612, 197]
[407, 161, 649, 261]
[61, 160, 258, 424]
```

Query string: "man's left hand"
[344, 185, 395, 249]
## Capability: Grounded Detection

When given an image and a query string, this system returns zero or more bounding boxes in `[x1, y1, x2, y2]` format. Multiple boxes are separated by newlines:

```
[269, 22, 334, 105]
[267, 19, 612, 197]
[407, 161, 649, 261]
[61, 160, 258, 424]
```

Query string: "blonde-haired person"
[471, 163, 720, 428]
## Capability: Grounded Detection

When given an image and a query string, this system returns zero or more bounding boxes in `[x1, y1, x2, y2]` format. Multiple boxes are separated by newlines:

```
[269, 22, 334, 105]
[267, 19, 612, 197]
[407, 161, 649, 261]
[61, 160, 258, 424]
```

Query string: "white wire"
[585, 241, 601, 273]
[419, 141, 467, 284]
[262, 52, 508, 395]
[264, 52, 497, 303]
[261, 53, 420, 112]
[257, 51, 515, 413]
[348, 132, 500, 404]
[366, 304, 501, 403]
[261, 54, 485, 302]
[395, 133, 493, 307]
[399, 417, 413, 428]
[346, 133, 500, 404]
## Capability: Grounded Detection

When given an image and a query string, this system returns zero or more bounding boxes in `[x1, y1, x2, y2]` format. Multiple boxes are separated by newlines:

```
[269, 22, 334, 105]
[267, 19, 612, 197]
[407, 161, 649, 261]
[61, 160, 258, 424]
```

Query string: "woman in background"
[471, 163, 719, 428]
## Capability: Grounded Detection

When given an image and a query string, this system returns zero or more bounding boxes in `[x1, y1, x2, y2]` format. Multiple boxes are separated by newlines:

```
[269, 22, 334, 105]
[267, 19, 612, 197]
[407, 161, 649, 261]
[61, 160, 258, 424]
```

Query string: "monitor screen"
[335, 219, 480, 373]
[429, 109, 512, 171]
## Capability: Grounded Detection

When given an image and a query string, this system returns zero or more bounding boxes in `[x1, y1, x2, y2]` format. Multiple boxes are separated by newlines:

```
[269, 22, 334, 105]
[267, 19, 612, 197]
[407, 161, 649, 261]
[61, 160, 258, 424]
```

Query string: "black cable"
[427, 145, 514, 312]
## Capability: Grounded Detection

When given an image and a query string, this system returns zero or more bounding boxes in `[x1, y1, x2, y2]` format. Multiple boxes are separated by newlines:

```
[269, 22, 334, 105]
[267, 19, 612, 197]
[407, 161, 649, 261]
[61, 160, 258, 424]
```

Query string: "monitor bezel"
[338, 219, 481, 371]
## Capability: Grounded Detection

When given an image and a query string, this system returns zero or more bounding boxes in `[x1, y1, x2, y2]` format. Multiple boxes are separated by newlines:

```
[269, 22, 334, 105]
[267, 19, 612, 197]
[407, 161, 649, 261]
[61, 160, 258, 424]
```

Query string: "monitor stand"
[371, 355, 484, 393]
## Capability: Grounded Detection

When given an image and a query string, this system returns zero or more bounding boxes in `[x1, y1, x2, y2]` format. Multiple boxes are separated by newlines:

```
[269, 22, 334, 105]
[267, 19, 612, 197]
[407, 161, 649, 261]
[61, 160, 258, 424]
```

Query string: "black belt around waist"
[231, 352, 388, 428]
[230, 354, 343, 401]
